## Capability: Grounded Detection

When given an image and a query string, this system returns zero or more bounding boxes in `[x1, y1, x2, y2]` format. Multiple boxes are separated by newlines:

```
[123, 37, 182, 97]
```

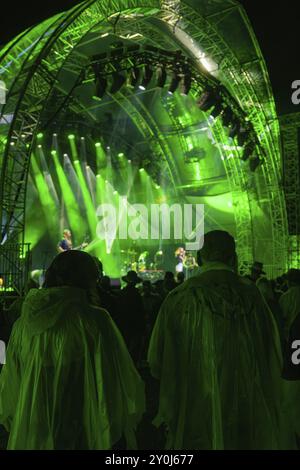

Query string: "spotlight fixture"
[181, 74, 192, 95]
[241, 141, 256, 161]
[95, 75, 107, 99]
[249, 156, 262, 172]
[110, 71, 126, 94]
[128, 67, 140, 88]
[168, 73, 181, 94]
[228, 118, 240, 139]
[221, 107, 234, 127]
[156, 66, 167, 88]
[140, 64, 153, 90]
[237, 126, 250, 147]
[197, 88, 220, 112]
[210, 101, 223, 119]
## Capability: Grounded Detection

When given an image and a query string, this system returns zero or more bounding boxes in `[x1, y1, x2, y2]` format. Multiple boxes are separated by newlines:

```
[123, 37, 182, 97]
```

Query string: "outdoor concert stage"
[0, 0, 290, 292]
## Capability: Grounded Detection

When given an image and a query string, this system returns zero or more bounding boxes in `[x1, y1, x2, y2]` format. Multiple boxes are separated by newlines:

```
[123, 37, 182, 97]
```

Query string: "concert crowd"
[0, 230, 300, 450]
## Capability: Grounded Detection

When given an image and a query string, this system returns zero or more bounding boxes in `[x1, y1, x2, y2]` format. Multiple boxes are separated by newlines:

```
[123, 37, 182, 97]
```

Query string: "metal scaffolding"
[280, 111, 300, 268]
[0, 0, 290, 286]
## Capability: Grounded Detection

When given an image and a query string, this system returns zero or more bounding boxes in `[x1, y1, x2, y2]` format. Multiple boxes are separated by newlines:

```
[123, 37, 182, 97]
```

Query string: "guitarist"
[57, 229, 88, 253]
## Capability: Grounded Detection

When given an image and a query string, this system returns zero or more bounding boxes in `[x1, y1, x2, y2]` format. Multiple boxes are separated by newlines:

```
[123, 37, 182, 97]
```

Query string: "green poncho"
[0, 287, 145, 449]
[148, 262, 290, 449]
[279, 286, 300, 339]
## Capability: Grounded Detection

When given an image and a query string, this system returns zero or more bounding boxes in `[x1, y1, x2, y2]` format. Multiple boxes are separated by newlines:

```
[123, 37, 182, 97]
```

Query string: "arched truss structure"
[0, 0, 288, 276]
[280, 111, 300, 268]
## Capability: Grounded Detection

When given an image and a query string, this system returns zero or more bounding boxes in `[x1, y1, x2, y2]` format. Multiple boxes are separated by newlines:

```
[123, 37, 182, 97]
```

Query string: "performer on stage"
[57, 229, 88, 253]
[183, 251, 198, 279]
[175, 247, 186, 273]
[57, 229, 73, 253]
[138, 251, 149, 272]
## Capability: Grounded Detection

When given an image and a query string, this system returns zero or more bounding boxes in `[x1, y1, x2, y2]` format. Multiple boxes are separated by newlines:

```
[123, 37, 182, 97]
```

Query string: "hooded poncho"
[148, 262, 291, 450]
[0, 287, 145, 449]
[279, 286, 300, 339]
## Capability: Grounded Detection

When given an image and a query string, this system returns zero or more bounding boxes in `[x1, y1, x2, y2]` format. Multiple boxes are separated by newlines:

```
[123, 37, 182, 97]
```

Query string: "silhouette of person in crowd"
[148, 230, 290, 449]
[119, 271, 146, 364]
[0, 251, 145, 449]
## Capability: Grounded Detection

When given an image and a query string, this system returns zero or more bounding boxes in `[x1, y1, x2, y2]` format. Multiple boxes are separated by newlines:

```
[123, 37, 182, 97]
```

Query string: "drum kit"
[120, 246, 198, 280]
[120, 247, 164, 275]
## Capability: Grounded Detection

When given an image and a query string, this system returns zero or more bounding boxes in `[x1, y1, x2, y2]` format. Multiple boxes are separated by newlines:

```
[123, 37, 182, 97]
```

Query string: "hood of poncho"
[21, 287, 89, 335]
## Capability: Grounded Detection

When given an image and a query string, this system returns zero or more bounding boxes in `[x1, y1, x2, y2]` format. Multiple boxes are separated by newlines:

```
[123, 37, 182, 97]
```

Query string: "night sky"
[1, 0, 299, 115]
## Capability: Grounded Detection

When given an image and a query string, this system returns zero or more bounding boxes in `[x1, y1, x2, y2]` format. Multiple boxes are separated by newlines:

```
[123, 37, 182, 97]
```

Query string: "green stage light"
[68, 134, 75, 140]
[37, 133, 43, 139]
[96, 174, 101, 178]
[95, 142, 101, 147]
[74, 155, 97, 235]
[31, 153, 57, 241]
[52, 152, 85, 241]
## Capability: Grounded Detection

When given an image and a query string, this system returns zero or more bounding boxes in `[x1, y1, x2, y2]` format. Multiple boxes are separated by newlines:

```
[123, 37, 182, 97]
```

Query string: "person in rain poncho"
[148, 230, 289, 450]
[280, 269, 300, 445]
[279, 269, 300, 340]
[0, 250, 145, 449]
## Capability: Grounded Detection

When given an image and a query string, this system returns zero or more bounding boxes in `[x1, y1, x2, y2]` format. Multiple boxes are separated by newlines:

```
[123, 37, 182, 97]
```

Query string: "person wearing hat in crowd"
[148, 230, 292, 449]
[118, 271, 146, 364]
[0, 251, 145, 449]
[244, 261, 266, 284]
[279, 268, 300, 340]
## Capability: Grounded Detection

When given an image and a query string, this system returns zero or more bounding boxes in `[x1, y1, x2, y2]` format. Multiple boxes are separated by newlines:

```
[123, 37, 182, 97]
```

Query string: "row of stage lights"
[36, 140, 162, 191]
[92, 60, 192, 99]
[197, 87, 262, 171]
[90, 45, 262, 172]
